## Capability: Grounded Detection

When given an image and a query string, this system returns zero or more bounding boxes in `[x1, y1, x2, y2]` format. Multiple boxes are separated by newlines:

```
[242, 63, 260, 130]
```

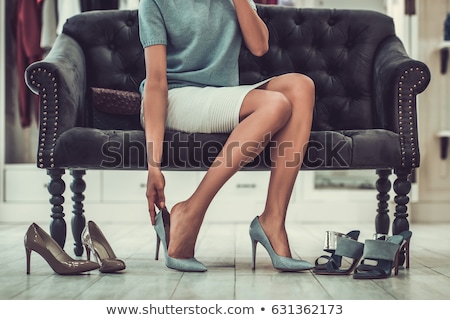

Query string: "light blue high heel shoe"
[154, 208, 207, 272]
[249, 216, 314, 272]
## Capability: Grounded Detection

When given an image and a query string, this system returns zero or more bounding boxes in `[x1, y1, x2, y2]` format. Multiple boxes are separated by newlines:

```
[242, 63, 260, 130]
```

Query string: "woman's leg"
[257, 73, 315, 257]
[168, 74, 315, 259]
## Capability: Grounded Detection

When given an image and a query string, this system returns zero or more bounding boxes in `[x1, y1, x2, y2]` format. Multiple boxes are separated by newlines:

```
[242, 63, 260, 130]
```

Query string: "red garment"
[13, 0, 43, 128]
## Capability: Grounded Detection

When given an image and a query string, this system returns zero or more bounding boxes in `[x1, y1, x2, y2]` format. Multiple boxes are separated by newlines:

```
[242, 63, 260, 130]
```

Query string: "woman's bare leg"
[168, 74, 315, 259]
[257, 74, 315, 257]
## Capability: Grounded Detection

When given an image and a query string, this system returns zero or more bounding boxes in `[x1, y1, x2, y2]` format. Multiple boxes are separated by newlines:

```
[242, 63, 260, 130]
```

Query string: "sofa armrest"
[374, 36, 430, 131]
[25, 33, 87, 169]
[373, 35, 430, 169]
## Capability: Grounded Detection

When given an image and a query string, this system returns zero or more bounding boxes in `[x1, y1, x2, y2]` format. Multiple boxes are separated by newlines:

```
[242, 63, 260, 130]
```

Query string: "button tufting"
[294, 15, 304, 25]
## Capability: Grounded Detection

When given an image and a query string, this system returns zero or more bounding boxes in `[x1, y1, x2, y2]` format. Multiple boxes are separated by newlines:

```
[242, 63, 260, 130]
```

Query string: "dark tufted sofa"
[25, 5, 430, 258]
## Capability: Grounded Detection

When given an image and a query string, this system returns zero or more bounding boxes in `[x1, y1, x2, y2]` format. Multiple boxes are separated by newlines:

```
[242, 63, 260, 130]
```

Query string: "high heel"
[81, 221, 126, 273]
[249, 216, 313, 272]
[24, 223, 99, 275]
[353, 230, 412, 279]
[154, 208, 207, 272]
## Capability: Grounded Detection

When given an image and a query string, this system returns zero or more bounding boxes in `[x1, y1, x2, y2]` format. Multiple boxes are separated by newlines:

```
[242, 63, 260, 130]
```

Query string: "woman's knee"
[260, 91, 293, 130]
[283, 73, 315, 98]
[240, 89, 292, 126]
[281, 73, 315, 115]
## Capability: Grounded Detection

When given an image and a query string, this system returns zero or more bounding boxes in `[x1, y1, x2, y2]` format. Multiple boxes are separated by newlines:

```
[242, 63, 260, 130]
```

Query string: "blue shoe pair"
[154, 211, 313, 272]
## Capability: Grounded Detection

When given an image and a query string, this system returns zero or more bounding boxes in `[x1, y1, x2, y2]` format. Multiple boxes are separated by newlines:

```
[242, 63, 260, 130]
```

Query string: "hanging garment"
[41, 0, 58, 50]
[13, 0, 43, 127]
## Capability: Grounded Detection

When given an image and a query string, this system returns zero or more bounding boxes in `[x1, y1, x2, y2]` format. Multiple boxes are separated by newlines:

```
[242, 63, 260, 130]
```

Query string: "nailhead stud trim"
[397, 67, 425, 168]
[32, 68, 59, 168]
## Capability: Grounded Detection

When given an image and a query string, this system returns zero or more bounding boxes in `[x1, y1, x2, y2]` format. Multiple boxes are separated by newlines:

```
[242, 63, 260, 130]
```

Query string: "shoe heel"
[404, 239, 410, 269]
[394, 238, 411, 275]
[84, 245, 91, 261]
[251, 239, 257, 270]
[25, 247, 31, 274]
[155, 235, 161, 260]
[393, 246, 401, 275]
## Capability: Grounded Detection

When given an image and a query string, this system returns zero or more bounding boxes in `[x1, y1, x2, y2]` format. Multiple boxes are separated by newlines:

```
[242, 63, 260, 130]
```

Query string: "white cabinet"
[101, 170, 199, 204]
[3, 165, 102, 203]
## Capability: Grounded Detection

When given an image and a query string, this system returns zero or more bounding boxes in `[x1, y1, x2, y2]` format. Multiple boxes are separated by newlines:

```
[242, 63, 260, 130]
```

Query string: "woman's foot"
[258, 213, 292, 258]
[167, 201, 204, 259]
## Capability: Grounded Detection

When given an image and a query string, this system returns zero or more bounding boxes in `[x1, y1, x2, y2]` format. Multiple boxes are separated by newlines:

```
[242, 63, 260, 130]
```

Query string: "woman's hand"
[146, 167, 166, 225]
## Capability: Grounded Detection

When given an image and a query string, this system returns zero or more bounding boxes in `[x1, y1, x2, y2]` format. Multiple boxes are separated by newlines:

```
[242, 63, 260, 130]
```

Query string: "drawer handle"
[236, 183, 256, 189]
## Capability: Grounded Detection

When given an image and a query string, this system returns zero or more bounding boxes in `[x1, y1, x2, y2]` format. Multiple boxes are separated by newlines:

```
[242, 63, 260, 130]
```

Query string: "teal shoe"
[313, 236, 364, 275]
[353, 230, 412, 279]
[154, 209, 207, 272]
[249, 216, 313, 272]
[314, 230, 360, 271]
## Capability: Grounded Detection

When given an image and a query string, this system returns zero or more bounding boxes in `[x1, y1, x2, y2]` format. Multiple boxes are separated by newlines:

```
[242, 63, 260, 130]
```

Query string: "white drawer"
[4, 167, 50, 202]
[164, 171, 199, 202]
[213, 171, 270, 201]
[102, 171, 146, 201]
[4, 166, 101, 202]
[102, 170, 198, 202]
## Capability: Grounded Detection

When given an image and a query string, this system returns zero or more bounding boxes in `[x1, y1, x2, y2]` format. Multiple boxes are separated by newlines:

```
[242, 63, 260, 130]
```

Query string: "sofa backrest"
[62, 5, 396, 131]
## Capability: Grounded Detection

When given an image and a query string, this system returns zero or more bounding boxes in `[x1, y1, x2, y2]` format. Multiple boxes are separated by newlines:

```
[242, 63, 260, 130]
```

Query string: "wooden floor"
[1, 220, 450, 300]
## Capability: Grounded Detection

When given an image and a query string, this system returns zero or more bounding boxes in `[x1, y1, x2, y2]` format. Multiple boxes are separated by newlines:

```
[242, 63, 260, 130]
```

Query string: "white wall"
[0, 0, 6, 202]
[411, 0, 450, 222]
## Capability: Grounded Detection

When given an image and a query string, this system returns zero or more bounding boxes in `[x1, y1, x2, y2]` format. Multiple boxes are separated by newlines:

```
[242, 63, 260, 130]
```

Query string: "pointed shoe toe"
[166, 256, 207, 272]
[82, 221, 126, 273]
[273, 257, 314, 272]
[98, 258, 126, 273]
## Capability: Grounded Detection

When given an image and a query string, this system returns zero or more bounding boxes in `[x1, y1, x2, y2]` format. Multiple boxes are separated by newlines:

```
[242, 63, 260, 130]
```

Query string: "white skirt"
[141, 78, 273, 133]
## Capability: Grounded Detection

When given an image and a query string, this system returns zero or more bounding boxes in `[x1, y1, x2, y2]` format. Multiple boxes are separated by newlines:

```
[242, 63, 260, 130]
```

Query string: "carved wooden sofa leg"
[47, 169, 67, 249]
[376, 168, 412, 267]
[70, 169, 87, 256]
[393, 168, 412, 266]
[375, 168, 392, 235]
[393, 168, 412, 234]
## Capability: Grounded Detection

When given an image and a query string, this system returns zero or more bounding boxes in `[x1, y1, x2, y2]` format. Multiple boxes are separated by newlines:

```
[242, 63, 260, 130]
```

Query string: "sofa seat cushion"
[53, 128, 401, 170]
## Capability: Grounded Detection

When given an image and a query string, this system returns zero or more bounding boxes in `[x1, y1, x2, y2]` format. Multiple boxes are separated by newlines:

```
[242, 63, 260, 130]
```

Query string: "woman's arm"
[233, 0, 269, 56]
[143, 44, 169, 225]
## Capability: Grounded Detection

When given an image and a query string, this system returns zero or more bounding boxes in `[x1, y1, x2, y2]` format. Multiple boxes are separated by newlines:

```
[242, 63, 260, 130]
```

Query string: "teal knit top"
[138, 0, 257, 91]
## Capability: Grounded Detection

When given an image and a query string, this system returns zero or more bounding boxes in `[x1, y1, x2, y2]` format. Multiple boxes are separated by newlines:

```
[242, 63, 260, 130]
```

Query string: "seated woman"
[139, 0, 315, 272]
